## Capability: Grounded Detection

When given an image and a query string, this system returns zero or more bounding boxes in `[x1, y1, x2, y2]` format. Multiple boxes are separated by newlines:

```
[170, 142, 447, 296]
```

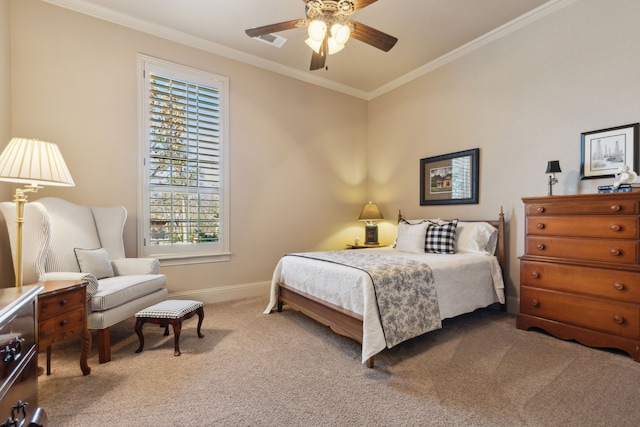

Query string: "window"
[138, 55, 229, 263]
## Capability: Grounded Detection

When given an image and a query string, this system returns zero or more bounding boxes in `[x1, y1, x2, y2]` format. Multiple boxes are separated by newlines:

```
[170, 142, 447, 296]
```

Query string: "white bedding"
[264, 247, 505, 364]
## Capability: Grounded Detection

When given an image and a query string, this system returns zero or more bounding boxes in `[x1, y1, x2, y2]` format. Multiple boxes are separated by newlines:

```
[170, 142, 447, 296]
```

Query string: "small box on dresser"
[517, 192, 640, 361]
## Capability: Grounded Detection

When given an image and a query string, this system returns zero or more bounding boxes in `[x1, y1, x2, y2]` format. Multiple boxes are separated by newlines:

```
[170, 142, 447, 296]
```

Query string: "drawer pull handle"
[59, 299, 68, 306]
[531, 271, 540, 279]
[536, 223, 545, 229]
[613, 282, 625, 291]
[0, 337, 24, 363]
[536, 243, 545, 251]
[536, 207, 545, 213]
[613, 315, 625, 324]
[610, 248, 621, 256]
[0, 400, 29, 427]
[531, 298, 540, 307]
[610, 204, 621, 212]
[610, 224, 621, 232]
[60, 319, 68, 327]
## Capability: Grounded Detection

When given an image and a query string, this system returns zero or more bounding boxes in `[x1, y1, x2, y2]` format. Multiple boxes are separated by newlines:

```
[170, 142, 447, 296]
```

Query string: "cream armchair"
[0, 197, 168, 363]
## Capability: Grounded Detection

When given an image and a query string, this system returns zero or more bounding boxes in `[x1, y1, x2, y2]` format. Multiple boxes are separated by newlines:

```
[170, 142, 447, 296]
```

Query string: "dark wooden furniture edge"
[275, 208, 507, 368]
[516, 312, 640, 361]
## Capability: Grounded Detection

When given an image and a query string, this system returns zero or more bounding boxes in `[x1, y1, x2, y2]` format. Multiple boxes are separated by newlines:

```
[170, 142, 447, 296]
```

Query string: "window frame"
[137, 54, 230, 265]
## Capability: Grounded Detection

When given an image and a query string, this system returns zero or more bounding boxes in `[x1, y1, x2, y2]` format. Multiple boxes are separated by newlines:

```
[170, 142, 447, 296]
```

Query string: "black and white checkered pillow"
[425, 219, 458, 254]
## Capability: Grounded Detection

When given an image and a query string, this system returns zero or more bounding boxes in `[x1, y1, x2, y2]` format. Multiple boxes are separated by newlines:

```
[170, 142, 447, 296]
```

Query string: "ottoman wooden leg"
[134, 318, 146, 353]
[196, 307, 205, 338]
[171, 319, 182, 356]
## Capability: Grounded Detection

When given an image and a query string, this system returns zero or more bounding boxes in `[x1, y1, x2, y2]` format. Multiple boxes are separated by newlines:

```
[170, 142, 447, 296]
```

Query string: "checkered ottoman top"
[135, 300, 203, 319]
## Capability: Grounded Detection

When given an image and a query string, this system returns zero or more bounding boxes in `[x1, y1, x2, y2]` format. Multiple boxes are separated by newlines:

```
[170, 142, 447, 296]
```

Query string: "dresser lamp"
[358, 201, 384, 245]
[0, 138, 75, 287]
[546, 160, 561, 196]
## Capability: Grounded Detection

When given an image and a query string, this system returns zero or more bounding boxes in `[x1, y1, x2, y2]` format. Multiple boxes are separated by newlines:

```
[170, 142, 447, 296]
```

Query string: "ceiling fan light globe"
[327, 38, 344, 55]
[331, 24, 350, 45]
[305, 37, 322, 54]
[308, 20, 327, 41]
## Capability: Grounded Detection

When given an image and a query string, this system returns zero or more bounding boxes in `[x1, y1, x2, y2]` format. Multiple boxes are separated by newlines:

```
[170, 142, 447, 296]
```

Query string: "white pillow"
[394, 220, 430, 253]
[74, 248, 115, 279]
[455, 222, 498, 255]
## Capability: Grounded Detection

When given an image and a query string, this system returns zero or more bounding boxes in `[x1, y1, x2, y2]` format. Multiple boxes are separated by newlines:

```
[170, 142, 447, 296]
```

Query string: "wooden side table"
[345, 243, 385, 249]
[36, 280, 91, 376]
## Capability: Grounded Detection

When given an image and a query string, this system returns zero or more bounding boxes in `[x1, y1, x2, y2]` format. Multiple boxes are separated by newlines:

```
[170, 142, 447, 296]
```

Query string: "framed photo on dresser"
[580, 123, 639, 180]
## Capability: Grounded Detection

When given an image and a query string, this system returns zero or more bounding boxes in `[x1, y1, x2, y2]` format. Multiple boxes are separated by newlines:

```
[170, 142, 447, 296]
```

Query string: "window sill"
[156, 252, 231, 267]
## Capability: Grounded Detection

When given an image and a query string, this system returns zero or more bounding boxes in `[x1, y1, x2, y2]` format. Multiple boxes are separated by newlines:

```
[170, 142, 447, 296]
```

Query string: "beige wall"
[368, 0, 640, 310]
[0, 2, 14, 287]
[4, 0, 368, 296]
[5, 1, 640, 310]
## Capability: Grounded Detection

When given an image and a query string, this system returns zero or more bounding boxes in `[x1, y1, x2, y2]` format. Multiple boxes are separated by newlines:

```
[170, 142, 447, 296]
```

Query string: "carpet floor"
[38, 297, 640, 426]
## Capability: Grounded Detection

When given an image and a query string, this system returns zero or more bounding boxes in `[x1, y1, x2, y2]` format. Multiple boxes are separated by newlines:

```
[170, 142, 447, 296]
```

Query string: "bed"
[264, 210, 506, 368]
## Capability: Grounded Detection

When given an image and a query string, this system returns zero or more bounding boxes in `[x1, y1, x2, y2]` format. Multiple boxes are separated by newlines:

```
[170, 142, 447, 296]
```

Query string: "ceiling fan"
[245, 0, 398, 71]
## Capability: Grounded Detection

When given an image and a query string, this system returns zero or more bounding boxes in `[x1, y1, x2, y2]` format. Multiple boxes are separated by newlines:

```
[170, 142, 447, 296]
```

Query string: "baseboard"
[505, 295, 519, 315]
[168, 280, 271, 304]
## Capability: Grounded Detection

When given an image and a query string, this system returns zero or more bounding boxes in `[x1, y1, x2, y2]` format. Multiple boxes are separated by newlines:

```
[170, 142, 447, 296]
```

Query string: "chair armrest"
[111, 258, 160, 275]
[39, 272, 100, 296]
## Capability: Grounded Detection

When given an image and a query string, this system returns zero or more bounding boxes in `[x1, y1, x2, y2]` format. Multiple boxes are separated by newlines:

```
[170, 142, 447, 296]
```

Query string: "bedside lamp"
[0, 138, 75, 287]
[358, 201, 384, 245]
[546, 160, 561, 196]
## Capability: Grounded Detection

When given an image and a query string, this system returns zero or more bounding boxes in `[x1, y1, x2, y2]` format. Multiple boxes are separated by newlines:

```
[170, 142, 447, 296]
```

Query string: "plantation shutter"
[148, 73, 221, 246]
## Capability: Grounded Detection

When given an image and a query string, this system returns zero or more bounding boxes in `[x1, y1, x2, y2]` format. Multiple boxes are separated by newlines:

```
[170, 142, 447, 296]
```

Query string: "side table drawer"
[525, 236, 639, 264]
[39, 309, 86, 347]
[520, 260, 640, 302]
[39, 291, 85, 319]
[520, 287, 640, 339]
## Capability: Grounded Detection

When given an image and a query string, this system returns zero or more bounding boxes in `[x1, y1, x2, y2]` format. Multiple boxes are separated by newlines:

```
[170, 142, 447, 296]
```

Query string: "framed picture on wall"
[580, 123, 639, 180]
[420, 148, 479, 205]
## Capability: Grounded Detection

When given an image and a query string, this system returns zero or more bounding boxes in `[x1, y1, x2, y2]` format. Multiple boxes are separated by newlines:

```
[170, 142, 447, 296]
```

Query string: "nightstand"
[36, 280, 92, 376]
[346, 243, 386, 249]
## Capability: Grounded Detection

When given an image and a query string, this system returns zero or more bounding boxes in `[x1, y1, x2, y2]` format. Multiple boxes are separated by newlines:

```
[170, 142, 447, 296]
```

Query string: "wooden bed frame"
[276, 209, 507, 368]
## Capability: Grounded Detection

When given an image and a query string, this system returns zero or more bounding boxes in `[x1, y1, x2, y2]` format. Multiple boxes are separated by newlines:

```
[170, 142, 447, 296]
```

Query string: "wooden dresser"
[517, 192, 640, 361]
[0, 285, 48, 426]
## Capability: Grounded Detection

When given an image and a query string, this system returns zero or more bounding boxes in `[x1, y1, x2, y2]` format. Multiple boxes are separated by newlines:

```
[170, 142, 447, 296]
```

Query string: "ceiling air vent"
[254, 33, 287, 48]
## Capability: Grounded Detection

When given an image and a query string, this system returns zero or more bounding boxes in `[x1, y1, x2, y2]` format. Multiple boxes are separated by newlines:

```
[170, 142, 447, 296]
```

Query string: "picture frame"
[580, 123, 639, 180]
[420, 148, 479, 205]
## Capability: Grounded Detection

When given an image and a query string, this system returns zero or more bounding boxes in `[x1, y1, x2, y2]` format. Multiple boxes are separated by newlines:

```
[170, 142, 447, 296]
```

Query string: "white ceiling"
[43, 0, 566, 99]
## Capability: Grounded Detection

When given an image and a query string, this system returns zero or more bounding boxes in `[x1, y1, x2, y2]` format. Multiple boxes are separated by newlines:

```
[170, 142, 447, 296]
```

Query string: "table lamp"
[546, 160, 561, 196]
[0, 138, 75, 287]
[358, 201, 383, 245]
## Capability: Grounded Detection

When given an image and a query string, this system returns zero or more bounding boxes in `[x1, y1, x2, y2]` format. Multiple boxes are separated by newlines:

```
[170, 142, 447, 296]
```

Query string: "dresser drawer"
[38, 290, 85, 320]
[521, 260, 640, 302]
[39, 309, 86, 347]
[0, 349, 38, 423]
[520, 287, 640, 339]
[526, 198, 639, 216]
[526, 215, 639, 238]
[525, 236, 639, 264]
[0, 301, 36, 388]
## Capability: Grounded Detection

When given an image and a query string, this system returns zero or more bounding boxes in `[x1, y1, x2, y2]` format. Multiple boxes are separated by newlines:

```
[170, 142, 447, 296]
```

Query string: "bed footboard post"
[366, 356, 375, 368]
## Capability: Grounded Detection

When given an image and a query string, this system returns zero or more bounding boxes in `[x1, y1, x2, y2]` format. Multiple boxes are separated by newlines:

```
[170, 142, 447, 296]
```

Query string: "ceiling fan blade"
[310, 34, 328, 70]
[352, 0, 378, 11]
[350, 20, 398, 52]
[245, 20, 303, 38]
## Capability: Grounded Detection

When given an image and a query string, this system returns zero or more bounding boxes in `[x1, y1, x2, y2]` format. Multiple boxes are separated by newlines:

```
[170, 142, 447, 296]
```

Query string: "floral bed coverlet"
[287, 251, 441, 348]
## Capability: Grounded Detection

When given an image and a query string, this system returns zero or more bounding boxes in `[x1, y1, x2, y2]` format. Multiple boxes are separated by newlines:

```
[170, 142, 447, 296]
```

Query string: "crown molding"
[42, 0, 576, 101]
[369, 0, 579, 99]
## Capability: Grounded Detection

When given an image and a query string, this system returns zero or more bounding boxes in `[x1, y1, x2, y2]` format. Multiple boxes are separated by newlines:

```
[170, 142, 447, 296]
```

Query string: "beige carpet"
[38, 297, 640, 426]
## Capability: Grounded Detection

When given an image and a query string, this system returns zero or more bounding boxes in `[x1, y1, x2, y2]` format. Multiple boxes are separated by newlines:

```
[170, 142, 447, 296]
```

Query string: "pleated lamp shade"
[0, 138, 75, 187]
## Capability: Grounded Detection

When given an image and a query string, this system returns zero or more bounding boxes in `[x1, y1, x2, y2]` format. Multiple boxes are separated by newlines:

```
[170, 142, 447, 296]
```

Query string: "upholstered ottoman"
[134, 300, 204, 356]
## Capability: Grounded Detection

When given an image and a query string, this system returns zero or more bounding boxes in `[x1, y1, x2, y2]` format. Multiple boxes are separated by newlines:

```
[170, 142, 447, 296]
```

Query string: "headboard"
[396, 208, 507, 273]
